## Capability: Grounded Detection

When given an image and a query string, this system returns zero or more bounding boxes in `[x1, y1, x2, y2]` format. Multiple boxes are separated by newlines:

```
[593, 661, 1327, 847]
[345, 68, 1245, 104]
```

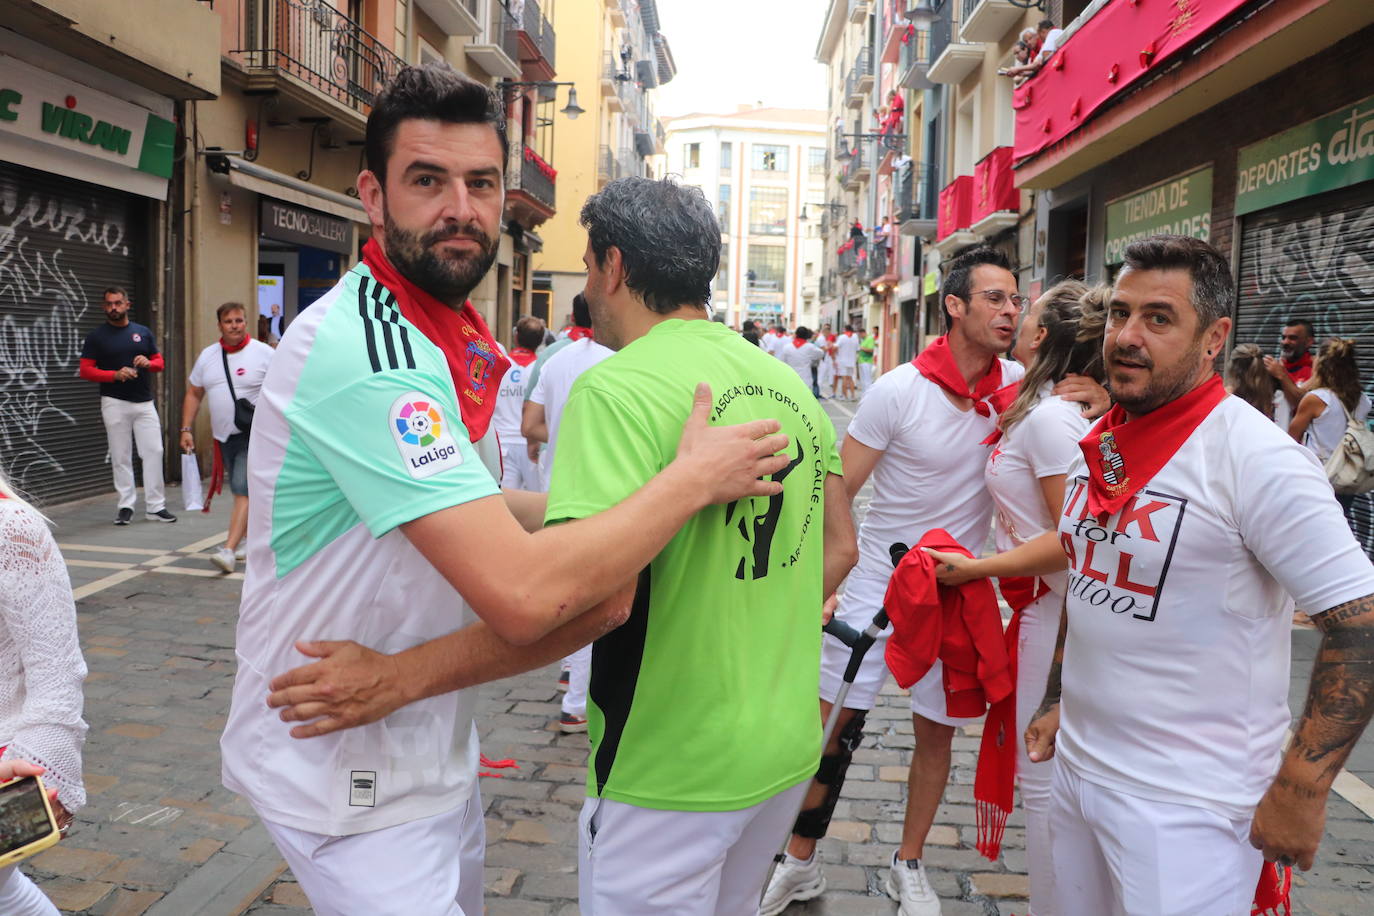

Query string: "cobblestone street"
[18, 398, 1373, 914]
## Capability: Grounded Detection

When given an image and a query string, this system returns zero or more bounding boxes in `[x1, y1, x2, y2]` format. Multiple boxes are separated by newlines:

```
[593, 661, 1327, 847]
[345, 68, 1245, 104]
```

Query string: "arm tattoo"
[1032, 598, 1069, 722]
[1291, 593, 1374, 783]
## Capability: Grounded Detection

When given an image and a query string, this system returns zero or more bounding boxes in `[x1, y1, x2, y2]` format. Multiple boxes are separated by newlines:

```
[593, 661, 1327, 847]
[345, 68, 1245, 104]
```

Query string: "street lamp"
[501, 80, 584, 120]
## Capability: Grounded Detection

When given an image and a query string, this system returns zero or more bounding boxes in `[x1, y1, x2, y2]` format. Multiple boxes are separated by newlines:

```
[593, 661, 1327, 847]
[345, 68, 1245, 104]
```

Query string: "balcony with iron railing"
[845, 47, 873, 107]
[414, 0, 481, 37]
[848, 0, 870, 25]
[511, 142, 557, 214]
[619, 148, 641, 180]
[230, 0, 406, 131]
[961, 0, 1024, 44]
[597, 145, 619, 184]
[927, 13, 982, 85]
[879, 0, 911, 64]
[867, 241, 892, 285]
[466, 1, 522, 79]
[895, 159, 938, 237]
[514, 0, 557, 81]
[898, 18, 934, 90]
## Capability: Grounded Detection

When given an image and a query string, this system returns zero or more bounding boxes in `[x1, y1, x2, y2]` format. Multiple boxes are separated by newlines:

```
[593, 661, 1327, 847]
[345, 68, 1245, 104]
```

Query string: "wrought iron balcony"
[598, 145, 619, 182]
[514, 0, 557, 79]
[231, 0, 405, 120]
[845, 47, 872, 108]
[517, 145, 556, 210]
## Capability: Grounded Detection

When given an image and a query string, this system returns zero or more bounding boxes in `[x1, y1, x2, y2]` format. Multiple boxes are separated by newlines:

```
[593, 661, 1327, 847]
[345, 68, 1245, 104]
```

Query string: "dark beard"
[382, 209, 498, 307]
[1108, 336, 1207, 415]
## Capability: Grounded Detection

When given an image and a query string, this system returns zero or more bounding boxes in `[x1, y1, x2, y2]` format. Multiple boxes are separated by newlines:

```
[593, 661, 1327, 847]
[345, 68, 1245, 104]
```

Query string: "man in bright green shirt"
[858, 326, 878, 395]
[547, 178, 856, 914]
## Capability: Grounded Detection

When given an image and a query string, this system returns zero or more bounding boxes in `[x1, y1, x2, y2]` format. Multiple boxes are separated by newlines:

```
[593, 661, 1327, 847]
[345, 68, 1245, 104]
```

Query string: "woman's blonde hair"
[1312, 337, 1364, 412]
[1225, 343, 1276, 419]
[1000, 282, 1110, 432]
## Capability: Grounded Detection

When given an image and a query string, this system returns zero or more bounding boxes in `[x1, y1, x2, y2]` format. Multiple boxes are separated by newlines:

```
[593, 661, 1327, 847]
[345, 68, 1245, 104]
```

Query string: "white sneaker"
[885, 850, 941, 916]
[210, 546, 236, 574]
[759, 853, 825, 915]
[234, 543, 246, 561]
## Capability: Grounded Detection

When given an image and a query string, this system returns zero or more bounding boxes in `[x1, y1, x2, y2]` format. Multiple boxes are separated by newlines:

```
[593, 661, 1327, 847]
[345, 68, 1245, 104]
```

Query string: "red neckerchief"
[362, 239, 509, 443]
[914, 335, 1004, 417]
[567, 326, 594, 341]
[1079, 374, 1227, 520]
[791, 337, 807, 348]
[1252, 861, 1292, 915]
[981, 381, 1025, 445]
[220, 336, 250, 353]
[1284, 351, 1313, 383]
[510, 347, 537, 367]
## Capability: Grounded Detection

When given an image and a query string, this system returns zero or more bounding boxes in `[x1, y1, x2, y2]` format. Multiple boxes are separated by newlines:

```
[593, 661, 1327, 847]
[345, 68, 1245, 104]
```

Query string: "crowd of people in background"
[738, 318, 880, 402]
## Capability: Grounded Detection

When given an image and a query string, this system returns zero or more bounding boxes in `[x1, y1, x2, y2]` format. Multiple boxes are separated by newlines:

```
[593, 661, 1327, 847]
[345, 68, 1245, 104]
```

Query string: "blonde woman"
[1290, 337, 1371, 519]
[0, 468, 87, 915]
[926, 281, 1109, 916]
[1225, 343, 1278, 419]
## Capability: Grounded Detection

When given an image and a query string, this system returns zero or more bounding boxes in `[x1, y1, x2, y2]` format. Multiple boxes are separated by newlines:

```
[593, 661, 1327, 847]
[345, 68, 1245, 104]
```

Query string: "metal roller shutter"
[1235, 180, 1374, 554]
[0, 162, 143, 507]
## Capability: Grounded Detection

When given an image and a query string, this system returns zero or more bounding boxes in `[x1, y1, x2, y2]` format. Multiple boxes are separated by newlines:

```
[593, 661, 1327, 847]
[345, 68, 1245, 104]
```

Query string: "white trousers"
[818, 357, 834, 395]
[562, 643, 592, 718]
[1050, 761, 1260, 916]
[500, 441, 539, 491]
[578, 780, 808, 915]
[260, 783, 485, 916]
[858, 363, 874, 393]
[0, 867, 58, 915]
[100, 396, 165, 511]
[1015, 591, 1062, 916]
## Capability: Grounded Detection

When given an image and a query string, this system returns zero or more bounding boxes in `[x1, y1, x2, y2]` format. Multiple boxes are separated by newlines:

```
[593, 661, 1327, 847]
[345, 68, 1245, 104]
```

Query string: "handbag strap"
[221, 347, 239, 401]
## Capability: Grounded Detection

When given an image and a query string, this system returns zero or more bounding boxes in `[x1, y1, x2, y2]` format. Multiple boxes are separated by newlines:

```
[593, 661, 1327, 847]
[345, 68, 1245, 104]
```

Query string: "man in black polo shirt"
[79, 287, 176, 525]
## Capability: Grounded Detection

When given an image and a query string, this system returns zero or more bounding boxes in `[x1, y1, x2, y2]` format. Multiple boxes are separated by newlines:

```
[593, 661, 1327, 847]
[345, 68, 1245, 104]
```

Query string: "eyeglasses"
[968, 289, 1029, 312]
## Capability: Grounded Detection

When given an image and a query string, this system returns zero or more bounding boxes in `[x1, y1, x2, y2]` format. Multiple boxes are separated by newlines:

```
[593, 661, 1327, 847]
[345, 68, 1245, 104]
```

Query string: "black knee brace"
[792, 710, 868, 839]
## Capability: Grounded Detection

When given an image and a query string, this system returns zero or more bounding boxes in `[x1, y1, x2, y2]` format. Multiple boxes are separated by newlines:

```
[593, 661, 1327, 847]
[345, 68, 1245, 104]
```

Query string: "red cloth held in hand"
[882, 530, 1013, 716]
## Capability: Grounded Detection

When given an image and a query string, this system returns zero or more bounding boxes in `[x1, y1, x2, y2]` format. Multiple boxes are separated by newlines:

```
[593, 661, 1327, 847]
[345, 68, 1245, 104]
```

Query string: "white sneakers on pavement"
[886, 851, 941, 916]
[758, 853, 825, 915]
[210, 546, 236, 574]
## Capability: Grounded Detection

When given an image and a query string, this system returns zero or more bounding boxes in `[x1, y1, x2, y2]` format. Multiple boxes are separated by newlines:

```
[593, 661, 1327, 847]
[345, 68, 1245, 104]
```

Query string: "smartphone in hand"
[0, 775, 61, 867]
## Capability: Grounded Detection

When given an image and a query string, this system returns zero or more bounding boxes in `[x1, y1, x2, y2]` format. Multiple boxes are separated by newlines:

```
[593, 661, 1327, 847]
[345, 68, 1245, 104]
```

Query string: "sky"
[651, 0, 829, 118]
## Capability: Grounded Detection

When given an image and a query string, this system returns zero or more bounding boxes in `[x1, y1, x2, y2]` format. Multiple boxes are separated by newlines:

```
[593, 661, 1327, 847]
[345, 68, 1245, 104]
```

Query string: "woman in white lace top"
[0, 468, 87, 915]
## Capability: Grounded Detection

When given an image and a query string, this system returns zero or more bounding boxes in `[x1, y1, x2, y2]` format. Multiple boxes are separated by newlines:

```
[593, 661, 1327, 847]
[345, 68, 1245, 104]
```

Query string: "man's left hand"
[1249, 776, 1327, 871]
[267, 640, 410, 738]
[1053, 374, 1111, 419]
[132, 355, 150, 369]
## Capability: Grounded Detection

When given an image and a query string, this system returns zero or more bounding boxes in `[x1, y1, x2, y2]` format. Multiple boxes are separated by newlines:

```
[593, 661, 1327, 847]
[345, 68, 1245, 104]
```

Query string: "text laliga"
[410, 444, 458, 468]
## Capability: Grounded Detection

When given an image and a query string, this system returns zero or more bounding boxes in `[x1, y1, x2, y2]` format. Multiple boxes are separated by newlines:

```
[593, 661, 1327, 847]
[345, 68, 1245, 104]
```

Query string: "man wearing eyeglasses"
[764, 247, 1032, 916]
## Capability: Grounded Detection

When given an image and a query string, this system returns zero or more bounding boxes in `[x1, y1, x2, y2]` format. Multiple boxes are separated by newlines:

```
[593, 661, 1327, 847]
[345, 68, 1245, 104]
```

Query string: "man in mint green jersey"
[546, 178, 858, 914]
[226, 65, 793, 916]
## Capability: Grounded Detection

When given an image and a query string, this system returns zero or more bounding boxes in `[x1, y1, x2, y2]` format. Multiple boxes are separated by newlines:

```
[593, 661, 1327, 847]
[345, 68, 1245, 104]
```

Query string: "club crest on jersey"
[1098, 431, 1127, 489]
[390, 391, 464, 479]
[464, 338, 495, 405]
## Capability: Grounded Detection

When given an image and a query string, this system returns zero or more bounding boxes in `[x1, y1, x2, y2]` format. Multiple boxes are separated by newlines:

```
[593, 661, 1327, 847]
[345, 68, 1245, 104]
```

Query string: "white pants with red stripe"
[578, 780, 807, 914]
[260, 782, 485, 916]
[1049, 760, 1261, 916]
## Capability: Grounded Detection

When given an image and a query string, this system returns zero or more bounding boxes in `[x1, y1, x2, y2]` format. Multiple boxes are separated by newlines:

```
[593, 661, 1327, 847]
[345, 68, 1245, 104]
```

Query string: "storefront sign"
[259, 199, 353, 254]
[1235, 95, 1374, 216]
[1104, 166, 1213, 265]
[0, 53, 174, 179]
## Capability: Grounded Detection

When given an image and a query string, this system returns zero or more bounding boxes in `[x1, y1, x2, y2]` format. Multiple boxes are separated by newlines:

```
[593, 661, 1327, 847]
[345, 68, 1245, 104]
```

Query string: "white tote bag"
[181, 452, 205, 512]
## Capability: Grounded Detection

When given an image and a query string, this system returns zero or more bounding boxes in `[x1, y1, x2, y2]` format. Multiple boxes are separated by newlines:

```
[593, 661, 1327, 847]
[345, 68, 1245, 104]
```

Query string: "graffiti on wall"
[0, 182, 128, 495]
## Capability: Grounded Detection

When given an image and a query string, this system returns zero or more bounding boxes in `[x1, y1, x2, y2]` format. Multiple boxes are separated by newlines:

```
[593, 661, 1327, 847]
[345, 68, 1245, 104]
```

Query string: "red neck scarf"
[791, 337, 807, 348]
[567, 326, 594, 341]
[1079, 374, 1227, 520]
[362, 239, 509, 443]
[914, 336, 1005, 417]
[1284, 351, 1313, 382]
[509, 347, 537, 367]
[220, 336, 250, 353]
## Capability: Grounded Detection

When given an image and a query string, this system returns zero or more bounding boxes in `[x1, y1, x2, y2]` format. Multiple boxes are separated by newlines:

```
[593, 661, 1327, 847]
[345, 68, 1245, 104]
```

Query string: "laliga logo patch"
[1098, 431, 1126, 489]
[390, 392, 463, 479]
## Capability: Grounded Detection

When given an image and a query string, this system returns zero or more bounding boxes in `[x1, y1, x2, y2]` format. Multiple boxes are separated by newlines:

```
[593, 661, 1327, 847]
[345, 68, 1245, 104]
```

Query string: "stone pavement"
[11, 397, 1370, 914]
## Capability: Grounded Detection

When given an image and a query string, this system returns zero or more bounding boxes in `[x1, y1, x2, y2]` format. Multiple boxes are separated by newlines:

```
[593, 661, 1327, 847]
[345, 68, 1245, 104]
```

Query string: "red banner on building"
[971, 147, 1019, 223]
[937, 176, 973, 241]
[1013, 0, 1252, 165]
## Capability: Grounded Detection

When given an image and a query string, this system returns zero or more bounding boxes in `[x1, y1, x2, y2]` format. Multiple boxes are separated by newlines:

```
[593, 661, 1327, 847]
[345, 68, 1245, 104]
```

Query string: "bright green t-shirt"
[546, 319, 843, 812]
[858, 334, 876, 364]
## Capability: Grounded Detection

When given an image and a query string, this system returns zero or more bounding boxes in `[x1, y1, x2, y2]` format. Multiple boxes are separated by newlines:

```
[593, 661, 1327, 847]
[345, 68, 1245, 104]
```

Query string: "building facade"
[534, 0, 673, 328]
[1, 0, 567, 505]
[661, 108, 827, 331]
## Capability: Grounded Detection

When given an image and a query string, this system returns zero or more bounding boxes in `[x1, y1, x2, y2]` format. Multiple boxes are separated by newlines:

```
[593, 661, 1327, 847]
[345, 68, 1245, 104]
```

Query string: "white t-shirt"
[834, 332, 861, 367]
[985, 385, 1091, 595]
[187, 339, 275, 442]
[1302, 388, 1372, 461]
[1057, 395, 1374, 819]
[1039, 28, 1065, 61]
[843, 360, 1025, 606]
[222, 263, 503, 836]
[491, 346, 535, 449]
[528, 337, 614, 489]
[779, 340, 824, 384]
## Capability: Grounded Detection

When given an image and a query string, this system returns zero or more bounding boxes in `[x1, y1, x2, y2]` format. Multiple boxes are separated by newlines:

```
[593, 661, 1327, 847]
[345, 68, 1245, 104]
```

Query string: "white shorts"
[817, 571, 980, 726]
[578, 781, 808, 915]
[835, 362, 856, 378]
[1050, 761, 1261, 916]
[260, 783, 485, 916]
